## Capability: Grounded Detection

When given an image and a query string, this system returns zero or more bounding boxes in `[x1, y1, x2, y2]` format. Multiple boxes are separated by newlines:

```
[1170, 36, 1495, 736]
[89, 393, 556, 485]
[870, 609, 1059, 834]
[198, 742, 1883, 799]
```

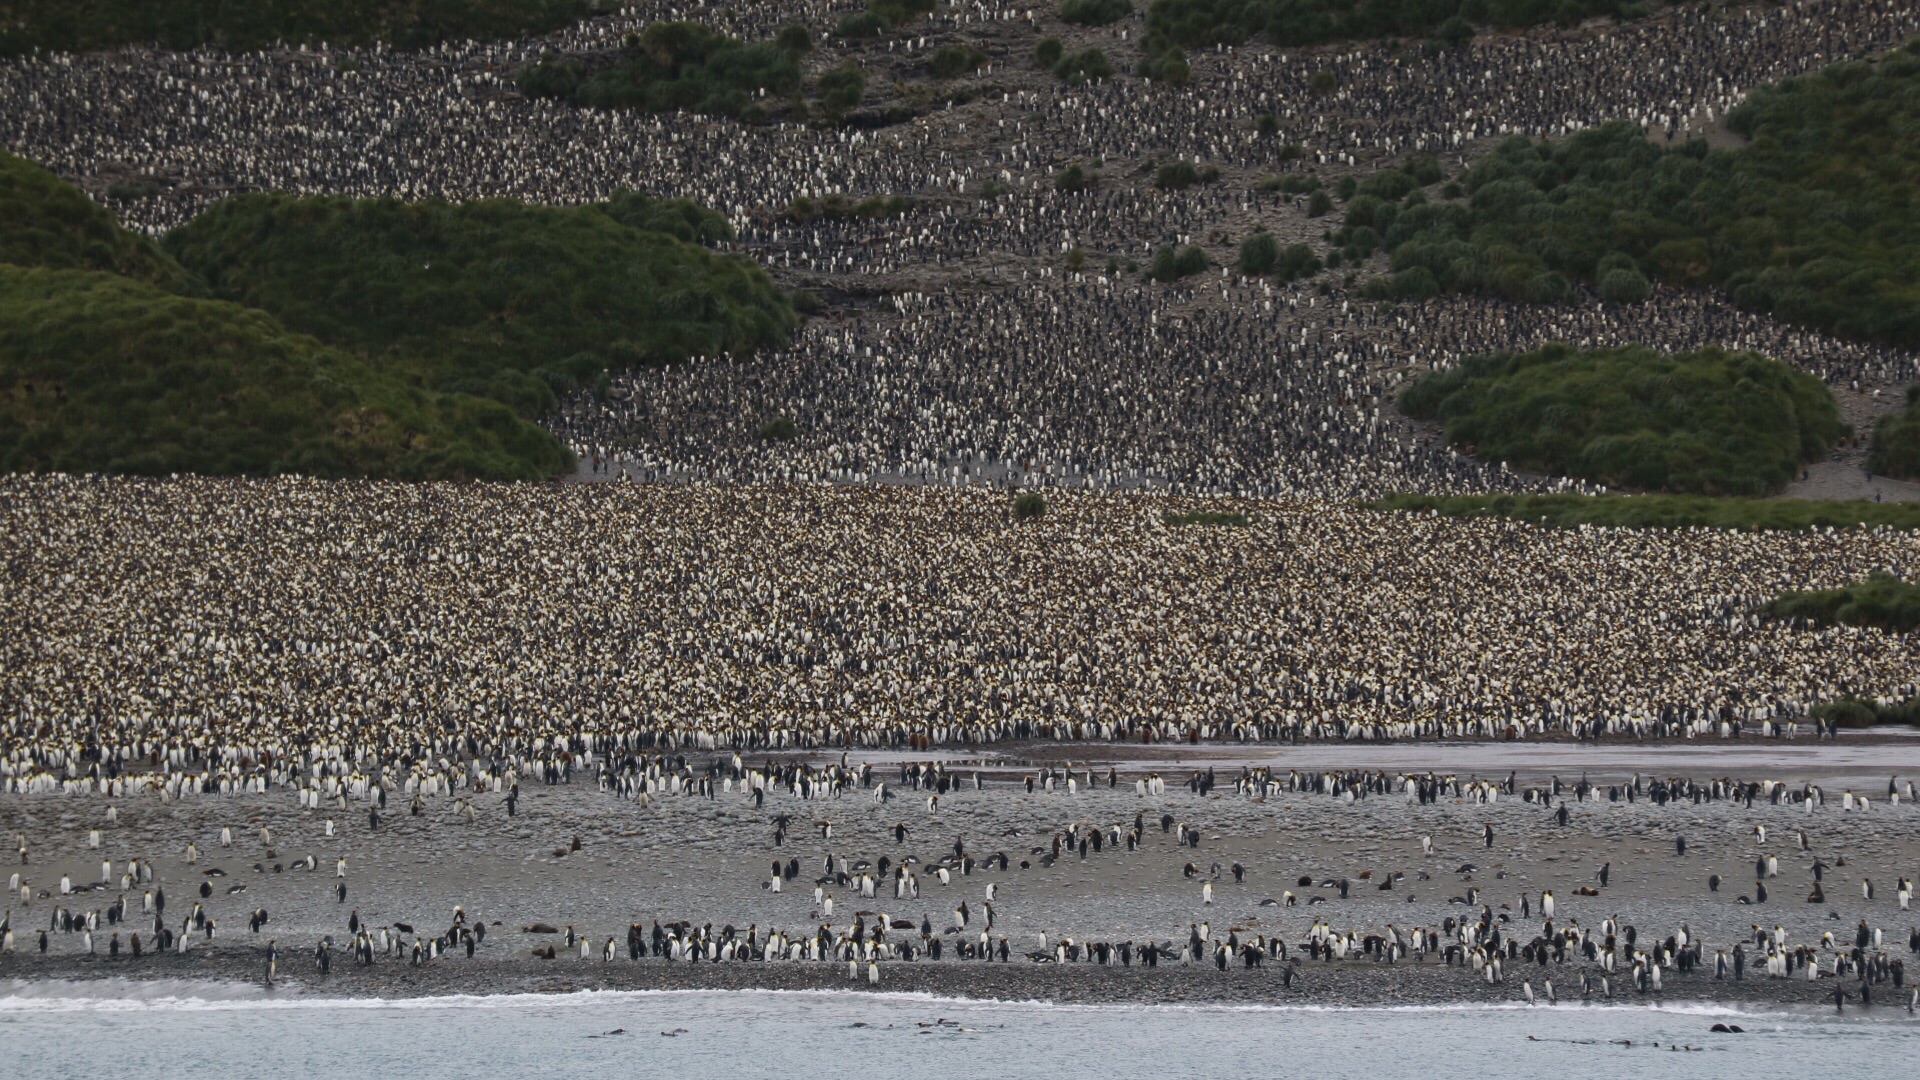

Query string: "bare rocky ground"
[5, 750, 1916, 1006]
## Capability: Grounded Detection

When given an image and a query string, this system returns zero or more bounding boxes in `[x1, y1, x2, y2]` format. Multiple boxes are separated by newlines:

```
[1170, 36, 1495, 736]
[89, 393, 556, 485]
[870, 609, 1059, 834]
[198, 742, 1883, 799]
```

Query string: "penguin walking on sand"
[265, 940, 278, 986]
[1202, 881, 1214, 906]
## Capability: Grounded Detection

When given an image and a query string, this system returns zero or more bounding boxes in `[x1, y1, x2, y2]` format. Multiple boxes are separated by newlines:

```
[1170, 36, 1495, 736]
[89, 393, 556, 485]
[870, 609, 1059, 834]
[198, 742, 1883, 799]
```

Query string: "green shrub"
[870, 0, 936, 25]
[1237, 232, 1279, 275]
[0, 151, 190, 291]
[1035, 37, 1065, 67]
[162, 193, 797, 419]
[836, 11, 887, 37]
[1142, 0, 1664, 53]
[1367, 492, 1920, 531]
[1055, 163, 1096, 191]
[1435, 14, 1474, 47]
[1013, 491, 1047, 520]
[1155, 161, 1202, 190]
[775, 24, 814, 52]
[0, 0, 592, 55]
[1164, 510, 1250, 526]
[1148, 244, 1210, 282]
[1239, 233, 1323, 282]
[598, 188, 733, 244]
[1060, 0, 1133, 26]
[1137, 46, 1191, 84]
[1275, 242, 1322, 281]
[759, 417, 800, 441]
[1810, 698, 1920, 728]
[1398, 343, 1847, 496]
[0, 265, 567, 480]
[1765, 574, 1920, 633]
[520, 22, 808, 121]
[1350, 44, 1920, 348]
[1598, 267, 1651, 304]
[1306, 190, 1334, 217]
[1054, 47, 1114, 84]
[930, 45, 987, 79]
[817, 62, 867, 117]
[1869, 386, 1920, 480]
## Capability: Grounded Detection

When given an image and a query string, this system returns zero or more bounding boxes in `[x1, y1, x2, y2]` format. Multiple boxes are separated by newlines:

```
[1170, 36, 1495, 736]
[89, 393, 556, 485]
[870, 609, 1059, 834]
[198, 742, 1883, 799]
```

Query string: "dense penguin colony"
[2, 478, 1917, 786]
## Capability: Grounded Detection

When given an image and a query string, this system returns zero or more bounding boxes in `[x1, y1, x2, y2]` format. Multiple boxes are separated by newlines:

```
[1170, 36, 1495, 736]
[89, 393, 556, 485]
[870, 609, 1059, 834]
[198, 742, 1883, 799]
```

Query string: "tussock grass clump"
[1354, 44, 1920, 348]
[1764, 573, 1920, 634]
[1398, 344, 1846, 496]
[1869, 386, 1920, 481]
[1368, 493, 1920, 531]
[519, 22, 812, 122]
[0, 151, 190, 290]
[1164, 510, 1250, 526]
[163, 192, 798, 419]
[0, 0, 592, 55]
[0, 266, 567, 480]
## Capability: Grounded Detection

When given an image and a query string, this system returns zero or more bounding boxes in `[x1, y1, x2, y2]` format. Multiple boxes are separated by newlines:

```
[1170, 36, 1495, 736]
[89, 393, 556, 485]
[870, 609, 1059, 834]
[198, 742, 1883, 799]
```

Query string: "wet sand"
[5, 752, 1916, 1007]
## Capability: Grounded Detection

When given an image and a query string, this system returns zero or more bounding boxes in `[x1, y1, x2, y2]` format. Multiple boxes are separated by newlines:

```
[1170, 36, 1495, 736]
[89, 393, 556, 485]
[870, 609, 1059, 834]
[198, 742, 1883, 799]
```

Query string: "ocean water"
[0, 982, 1911, 1079]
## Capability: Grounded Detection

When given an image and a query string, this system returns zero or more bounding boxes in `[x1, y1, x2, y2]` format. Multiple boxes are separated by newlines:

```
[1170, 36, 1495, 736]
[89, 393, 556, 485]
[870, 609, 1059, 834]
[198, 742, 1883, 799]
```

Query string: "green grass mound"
[1809, 698, 1920, 728]
[519, 21, 810, 122]
[1870, 386, 1920, 481]
[1369, 493, 1920, 531]
[1146, 0, 1659, 51]
[0, 0, 592, 56]
[1163, 510, 1250, 526]
[162, 192, 797, 418]
[1399, 344, 1845, 496]
[1061, 0, 1134, 27]
[0, 151, 190, 290]
[1358, 44, 1920, 347]
[0, 265, 565, 479]
[1765, 573, 1920, 634]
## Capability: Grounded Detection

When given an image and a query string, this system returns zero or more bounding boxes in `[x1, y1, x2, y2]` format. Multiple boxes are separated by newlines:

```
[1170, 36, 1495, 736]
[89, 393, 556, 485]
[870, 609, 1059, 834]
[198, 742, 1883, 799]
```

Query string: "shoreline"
[0, 952, 1897, 1013]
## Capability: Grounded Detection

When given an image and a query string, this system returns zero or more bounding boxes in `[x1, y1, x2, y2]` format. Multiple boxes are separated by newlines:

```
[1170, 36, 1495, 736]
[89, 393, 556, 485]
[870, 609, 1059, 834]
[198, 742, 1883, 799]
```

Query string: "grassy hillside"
[0, 151, 191, 290]
[1398, 344, 1846, 496]
[162, 192, 798, 417]
[1, 153, 790, 480]
[1353, 43, 1920, 348]
[1370, 493, 1920, 530]
[1765, 573, 1920, 634]
[0, 265, 567, 479]
[0, 0, 592, 56]
[1870, 386, 1920, 481]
